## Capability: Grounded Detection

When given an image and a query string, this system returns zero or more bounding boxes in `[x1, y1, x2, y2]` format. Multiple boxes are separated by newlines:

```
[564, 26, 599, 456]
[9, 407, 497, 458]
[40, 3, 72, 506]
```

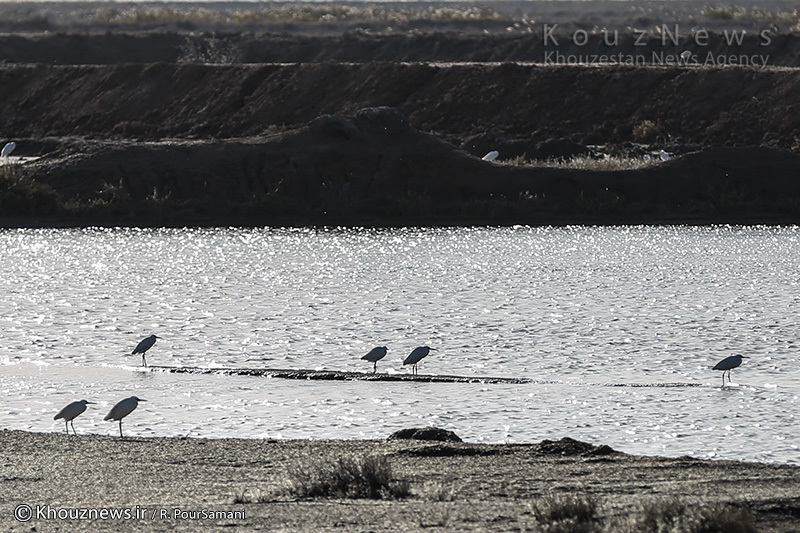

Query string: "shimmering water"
[1, 226, 798, 464]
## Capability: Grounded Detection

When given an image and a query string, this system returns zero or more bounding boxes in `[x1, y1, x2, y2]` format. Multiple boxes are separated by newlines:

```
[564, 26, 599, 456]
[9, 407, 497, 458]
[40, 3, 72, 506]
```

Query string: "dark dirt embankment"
[2, 13, 800, 226]
[8, 107, 800, 227]
[2, 31, 799, 67]
[2, 62, 800, 147]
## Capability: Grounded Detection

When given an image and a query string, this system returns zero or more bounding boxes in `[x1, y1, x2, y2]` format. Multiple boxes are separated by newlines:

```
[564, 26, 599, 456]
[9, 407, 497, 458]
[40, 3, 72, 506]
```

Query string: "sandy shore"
[2, 429, 799, 531]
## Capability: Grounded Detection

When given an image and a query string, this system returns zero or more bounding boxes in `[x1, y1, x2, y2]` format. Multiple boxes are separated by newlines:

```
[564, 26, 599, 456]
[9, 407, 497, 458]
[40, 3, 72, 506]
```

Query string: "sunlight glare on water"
[0, 226, 798, 464]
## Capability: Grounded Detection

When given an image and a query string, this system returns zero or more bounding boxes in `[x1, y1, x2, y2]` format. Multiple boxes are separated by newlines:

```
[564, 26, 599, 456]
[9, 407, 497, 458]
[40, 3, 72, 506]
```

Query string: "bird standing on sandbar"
[361, 346, 388, 373]
[104, 396, 146, 438]
[53, 400, 94, 435]
[404, 346, 436, 375]
[713, 354, 746, 387]
[132, 334, 160, 367]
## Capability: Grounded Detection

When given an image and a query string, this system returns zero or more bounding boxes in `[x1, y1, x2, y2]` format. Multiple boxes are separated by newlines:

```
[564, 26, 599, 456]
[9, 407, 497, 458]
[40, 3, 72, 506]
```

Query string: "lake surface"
[1, 226, 798, 464]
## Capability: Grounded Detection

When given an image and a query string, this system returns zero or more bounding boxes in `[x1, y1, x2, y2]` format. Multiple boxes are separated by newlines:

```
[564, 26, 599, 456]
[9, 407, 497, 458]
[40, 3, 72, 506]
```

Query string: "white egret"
[404, 346, 436, 375]
[53, 400, 94, 435]
[132, 334, 160, 367]
[361, 346, 388, 373]
[1, 141, 15, 163]
[713, 354, 746, 386]
[680, 50, 692, 62]
[659, 150, 671, 161]
[482, 150, 499, 161]
[104, 396, 146, 438]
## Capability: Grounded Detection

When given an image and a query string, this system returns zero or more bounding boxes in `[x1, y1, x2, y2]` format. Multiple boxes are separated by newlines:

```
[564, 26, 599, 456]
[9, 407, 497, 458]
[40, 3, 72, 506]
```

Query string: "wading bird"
[404, 346, 435, 375]
[361, 346, 388, 373]
[53, 400, 94, 435]
[713, 354, 746, 386]
[482, 150, 499, 161]
[132, 334, 160, 367]
[104, 396, 146, 438]
[1, 141, 15, 162]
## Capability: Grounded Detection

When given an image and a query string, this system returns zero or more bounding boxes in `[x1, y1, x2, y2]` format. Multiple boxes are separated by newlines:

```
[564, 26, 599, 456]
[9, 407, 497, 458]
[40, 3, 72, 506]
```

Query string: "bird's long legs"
[118, 420, 124, 438]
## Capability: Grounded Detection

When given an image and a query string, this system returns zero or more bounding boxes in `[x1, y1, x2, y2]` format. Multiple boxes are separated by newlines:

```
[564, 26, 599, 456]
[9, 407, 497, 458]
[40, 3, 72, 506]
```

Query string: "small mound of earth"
[387, 427, 463, 442]
[536, 437, 616, 457]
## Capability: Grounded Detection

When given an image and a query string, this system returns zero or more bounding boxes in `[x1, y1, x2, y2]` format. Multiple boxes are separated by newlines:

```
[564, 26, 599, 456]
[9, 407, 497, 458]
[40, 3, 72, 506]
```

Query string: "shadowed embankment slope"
[2, 62, 800, 226]
[2, 62, 800, 147]
[7, 106, 800, 226]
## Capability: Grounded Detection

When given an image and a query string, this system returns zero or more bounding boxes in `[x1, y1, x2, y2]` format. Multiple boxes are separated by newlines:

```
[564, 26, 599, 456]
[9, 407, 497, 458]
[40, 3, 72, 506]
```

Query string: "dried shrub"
[529, 493, 602, 532]
[632, 119, 666, 143]
[284, 454, 410, 500]
[625, 498, 756, 533]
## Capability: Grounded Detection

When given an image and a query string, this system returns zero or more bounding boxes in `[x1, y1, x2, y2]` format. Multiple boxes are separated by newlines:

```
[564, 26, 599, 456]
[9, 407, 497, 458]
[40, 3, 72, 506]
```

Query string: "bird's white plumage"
[1, 141, 15, 158]
[482, 150, 499, 161]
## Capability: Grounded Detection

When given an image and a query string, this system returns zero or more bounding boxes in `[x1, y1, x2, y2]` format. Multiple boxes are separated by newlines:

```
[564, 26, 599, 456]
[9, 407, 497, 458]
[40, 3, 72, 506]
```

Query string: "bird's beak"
[86, 401, 95, 404]
[139, 399, 148, 402]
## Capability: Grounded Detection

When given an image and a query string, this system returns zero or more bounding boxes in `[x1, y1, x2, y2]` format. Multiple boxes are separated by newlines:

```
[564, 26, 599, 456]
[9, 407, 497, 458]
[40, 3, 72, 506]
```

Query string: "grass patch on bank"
[502, 155, 660, 171]
[624, 498, 756, 533]
[0, 164, 60, 216]
[282, 454, 410, 500]
[529, 494, 602, 532]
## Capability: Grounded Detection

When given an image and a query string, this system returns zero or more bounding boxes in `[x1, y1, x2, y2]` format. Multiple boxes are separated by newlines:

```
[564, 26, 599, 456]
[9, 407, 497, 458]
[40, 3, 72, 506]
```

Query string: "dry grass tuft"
[624, 498, 756, 533]
[529, 493, 602, 532]
[283, 454, 410, 500]
[503, 155, 658, 171]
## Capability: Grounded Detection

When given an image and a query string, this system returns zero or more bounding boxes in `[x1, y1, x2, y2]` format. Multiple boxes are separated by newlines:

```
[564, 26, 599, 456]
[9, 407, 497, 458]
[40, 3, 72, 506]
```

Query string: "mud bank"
[1, 430, 799, 532]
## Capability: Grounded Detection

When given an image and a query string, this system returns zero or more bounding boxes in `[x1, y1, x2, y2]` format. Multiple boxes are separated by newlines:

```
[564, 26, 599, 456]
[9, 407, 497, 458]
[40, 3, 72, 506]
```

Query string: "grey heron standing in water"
[104, 396, 146, 438]
[132, 334, 160, 367]
[713, 354, 746, 386]
[53, 400, 94, 435]
[361, 346, 388, 373]
[404, 346, 436, 375]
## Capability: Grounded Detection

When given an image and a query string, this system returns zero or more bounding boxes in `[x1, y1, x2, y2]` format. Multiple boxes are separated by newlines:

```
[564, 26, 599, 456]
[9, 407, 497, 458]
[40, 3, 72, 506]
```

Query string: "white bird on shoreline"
[1, 141, 15, 162]
[361, 346, 388, 373]
[482, 150, 499, 161]
[104, 396, 146, 438]
[404, 346, 436, 375]
[132, 334, 160, 367]
[53, 400, 94, 435]
[712, 354, 746, 387]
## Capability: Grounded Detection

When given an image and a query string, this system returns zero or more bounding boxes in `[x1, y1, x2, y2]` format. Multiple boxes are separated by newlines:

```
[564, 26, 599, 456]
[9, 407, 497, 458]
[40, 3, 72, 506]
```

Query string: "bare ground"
[2, 430, 800, 532]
